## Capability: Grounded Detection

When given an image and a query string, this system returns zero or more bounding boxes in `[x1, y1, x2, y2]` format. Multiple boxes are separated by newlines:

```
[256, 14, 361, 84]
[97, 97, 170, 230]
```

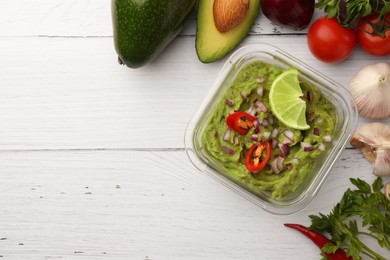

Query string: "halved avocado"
[196, 0, 260, 63]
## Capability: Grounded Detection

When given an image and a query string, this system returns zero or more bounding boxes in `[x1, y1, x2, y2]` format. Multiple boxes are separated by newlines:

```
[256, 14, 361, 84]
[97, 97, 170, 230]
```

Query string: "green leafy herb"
[316, 0, 390, 28]
[309, 177, 390, 260]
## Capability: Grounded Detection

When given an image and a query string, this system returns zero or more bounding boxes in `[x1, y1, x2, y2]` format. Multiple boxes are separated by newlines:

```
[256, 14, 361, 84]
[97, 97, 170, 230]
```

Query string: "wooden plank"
[0, 35, 389, 150]
[0, 149, 387, 259]
[0, 0, 322, 37]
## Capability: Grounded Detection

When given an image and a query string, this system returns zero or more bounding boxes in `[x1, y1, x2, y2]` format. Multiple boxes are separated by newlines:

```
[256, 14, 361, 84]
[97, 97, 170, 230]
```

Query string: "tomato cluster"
[307, 13, 390, 63]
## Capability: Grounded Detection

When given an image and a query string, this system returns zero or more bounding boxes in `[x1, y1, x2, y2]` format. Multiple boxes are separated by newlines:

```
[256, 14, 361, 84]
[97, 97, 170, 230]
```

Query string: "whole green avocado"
[112, 0, 197, 69]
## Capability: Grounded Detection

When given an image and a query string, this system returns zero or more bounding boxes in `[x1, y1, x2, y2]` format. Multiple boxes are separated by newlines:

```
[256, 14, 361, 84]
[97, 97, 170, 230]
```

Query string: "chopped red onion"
[240, 91, 248, 102]
[315, 117, 323, 124]
[313, 127, 320, 136]
[307, 91, 313, 103]
[254, 99, 268, 113]
[277, 156, 285, 171]
[261, 119, 269, 126]
[278, 143, 290, 156]
[271, 156, 284, 174]
[271, 159, 280, 174]
[271, 128, 279, 139]
[225, 99, 234, 106]
[318, 143, 325, 151]
[221, 146, 235, 155]
[257, 86, 264, 97]
[250, 134, 259, 141]
[283, 129, 294, 141]
[271, 139, 278, 149]
[233, 136, 239, 146]
[286, 163, 293, 170]
[292, 158, 300, 164]
[247, 106, 257, 116]
[256, 77, 266, 83]
[262, 131, 271, 141]
[254, 125, 261, 134]
[268, 113, 274, 124]
[223, 128, 231, 142]
[282, 139, 292, 145]
[301, 142, 314, 152]
[323, 135, 332, 143]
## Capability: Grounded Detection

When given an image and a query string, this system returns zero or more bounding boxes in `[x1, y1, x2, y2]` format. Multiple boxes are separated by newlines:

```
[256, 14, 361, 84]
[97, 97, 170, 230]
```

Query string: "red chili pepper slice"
[245, 141, 272, 173]
[284, 224, 352, 260]
[226, 111, 256, 135]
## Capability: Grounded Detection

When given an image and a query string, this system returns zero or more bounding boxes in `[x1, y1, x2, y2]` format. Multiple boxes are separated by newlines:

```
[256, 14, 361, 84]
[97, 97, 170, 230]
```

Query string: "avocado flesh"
[112, 0, 197, 69]
[196, 0, 260, 63]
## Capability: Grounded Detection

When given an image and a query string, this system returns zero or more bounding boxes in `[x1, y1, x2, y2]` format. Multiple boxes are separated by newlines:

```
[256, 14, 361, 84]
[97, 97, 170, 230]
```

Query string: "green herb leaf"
[309, 177, 390, 259]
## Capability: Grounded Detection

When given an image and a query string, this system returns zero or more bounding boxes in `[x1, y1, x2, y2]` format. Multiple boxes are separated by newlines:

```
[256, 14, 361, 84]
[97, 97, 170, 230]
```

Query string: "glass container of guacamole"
[185, 43, 357, 215]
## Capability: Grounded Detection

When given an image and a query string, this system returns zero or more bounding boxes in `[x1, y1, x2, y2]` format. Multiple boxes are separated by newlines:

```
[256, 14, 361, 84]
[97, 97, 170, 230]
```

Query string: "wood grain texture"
[0, 149, 388, 259]
[1, 1, 390, 259]
[0, 35, 389, 150]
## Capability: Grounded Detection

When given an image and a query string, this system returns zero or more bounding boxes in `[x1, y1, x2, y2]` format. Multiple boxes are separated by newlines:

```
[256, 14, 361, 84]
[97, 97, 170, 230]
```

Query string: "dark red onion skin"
[261, 0, 315, 31]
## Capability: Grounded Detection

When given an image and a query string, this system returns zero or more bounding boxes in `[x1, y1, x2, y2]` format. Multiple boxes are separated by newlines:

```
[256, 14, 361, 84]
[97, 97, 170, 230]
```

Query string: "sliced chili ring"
[226, 111, 256, 135]
[245, 141, 272, 173]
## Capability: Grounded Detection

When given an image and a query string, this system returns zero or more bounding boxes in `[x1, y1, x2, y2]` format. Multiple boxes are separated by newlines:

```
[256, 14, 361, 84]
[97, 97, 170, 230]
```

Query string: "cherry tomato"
[307, 16, 357, 63]
[226, 111, 256, 135]
[245, 142, 272, 173]
[357, 12, 390, 56]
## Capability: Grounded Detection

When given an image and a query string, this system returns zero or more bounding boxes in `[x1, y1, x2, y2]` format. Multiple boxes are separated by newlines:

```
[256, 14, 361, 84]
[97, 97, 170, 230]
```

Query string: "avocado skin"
[112, 0, 197, 69]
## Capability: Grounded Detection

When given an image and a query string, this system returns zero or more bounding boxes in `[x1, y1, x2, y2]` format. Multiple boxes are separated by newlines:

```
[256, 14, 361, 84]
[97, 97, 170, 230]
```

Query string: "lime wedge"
[269, 69, 309, 130]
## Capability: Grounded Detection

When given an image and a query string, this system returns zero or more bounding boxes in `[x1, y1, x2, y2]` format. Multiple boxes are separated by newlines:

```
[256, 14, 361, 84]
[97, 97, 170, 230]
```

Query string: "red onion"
[271, 156, 285, 174]
[254, 125, 261, 134]
[313, 127, 320, 136]
[272, 139, 278, 149]
[307, 91, 313, 103]
[260, 0, 315, 31]
[286, 163, 293, 170]
[279, 143, 290, 156]
[318, 143, 325, 151]
[257, 86, 264, 97]
[323, 135, 332, 143]
[268, 113, 274, 124]
[240, 91, 248, 102]
[271, 128, 279, 139]
[221, 146, 235, 155]
[283, 129, 295, 141]
[292, 158, 300, 164]
[233, 136, 240, 146]
[271, 158, 281, 174]
[256, 77, 266, 83]
[254, 99, 268, 113]
[301, 142, 314, 151]
[262, 131, 271, 141]
[250, 134, 259, 141]
[223, 128, 231, 142]
[225, 99, 234, 106]
[261, 119, 269, 126]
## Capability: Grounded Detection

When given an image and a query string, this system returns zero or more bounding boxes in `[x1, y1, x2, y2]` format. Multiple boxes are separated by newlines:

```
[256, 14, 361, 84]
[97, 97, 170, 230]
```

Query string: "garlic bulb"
[385, 182, 390, 202]
[349, 63, 390, 119]
[350, 122, 390, 177]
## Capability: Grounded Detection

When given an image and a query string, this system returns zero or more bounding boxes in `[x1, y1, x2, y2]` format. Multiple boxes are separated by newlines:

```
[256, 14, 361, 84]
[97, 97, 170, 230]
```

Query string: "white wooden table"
[1, 1, 389, 259]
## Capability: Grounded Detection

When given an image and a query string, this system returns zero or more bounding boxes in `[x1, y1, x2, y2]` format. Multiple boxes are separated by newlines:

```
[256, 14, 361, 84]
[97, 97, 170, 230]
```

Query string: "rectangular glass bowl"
[184, 43, 357, 215]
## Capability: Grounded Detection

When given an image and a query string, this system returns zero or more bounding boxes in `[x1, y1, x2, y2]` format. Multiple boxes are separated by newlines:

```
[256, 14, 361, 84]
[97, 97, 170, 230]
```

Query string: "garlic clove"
[349, 63, 390, 119]
[385, 182, 390, 202]
[350, 122, 390, 177]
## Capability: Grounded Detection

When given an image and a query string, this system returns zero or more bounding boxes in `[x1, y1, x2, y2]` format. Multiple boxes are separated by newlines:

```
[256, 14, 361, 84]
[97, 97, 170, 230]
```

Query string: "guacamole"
[201, 61, 338, 199]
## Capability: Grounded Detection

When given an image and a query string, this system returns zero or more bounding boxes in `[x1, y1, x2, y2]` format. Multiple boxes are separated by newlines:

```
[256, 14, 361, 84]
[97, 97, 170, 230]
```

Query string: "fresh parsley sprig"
[316, 0, 390, 28]
[308, 177, 390, 260]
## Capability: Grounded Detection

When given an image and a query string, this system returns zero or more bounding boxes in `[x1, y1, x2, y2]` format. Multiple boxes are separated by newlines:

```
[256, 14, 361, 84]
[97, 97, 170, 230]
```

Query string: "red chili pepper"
[284, 223, 352, 260]
[226, 111, 256, 135]
[245, 141, 272, 173]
